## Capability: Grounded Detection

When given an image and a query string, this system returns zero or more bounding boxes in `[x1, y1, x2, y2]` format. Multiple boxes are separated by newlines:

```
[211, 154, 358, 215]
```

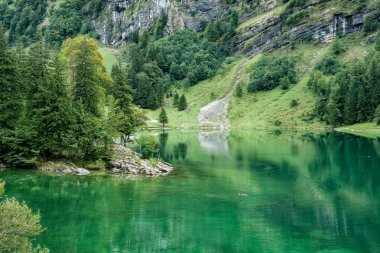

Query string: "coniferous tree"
[173, 93, 179, 107]
[29, 54, 73, 157]
[344, 81, 358, 125]
[0, 25, 22, 129]
[357, 85, 368, 122]
[61, 37, 104, 116]
[159, 107, 168, 130]
[367, 59, 380, 116]
[178, 95, 188, 111]
[111, 64, 136, 143]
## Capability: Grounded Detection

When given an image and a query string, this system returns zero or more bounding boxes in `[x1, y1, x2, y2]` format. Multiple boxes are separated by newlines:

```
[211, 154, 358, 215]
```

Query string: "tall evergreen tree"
[61, 37, 104, 116]
[173, 93, 179, 107]
[344, 80, 358, 125]
[159, 107, 168, 129]
[27, 46, 73, 157]
[178, 95, 188, 111]
[357, 85, 368, 122]
[111, 64, 136, 144]
[367, 59, 380, 116]
[0, 25, 22, 129]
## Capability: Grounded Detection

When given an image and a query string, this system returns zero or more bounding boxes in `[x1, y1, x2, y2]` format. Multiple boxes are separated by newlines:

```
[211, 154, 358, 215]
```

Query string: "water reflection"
[1, 131, 380, 253]
[198, 131, 230, 155]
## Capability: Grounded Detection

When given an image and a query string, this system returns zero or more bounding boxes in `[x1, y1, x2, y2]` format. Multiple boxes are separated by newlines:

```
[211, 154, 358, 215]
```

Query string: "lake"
[1, 130, 380, 253]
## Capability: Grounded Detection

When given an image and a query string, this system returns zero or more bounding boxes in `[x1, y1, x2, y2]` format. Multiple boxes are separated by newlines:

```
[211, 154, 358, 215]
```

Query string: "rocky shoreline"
[110, 145, 173, 176]
[38, 145, 173, 177]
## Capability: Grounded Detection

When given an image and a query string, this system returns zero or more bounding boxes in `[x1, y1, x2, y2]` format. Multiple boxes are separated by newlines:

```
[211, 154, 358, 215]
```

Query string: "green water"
[1, 131, 380, 253]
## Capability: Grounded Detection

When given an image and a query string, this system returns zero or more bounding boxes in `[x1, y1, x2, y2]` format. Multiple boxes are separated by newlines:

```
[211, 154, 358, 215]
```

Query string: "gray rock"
[40, 162, 90, 176]
[234, 4, 379, 57]
[110, 145, 173, 176]
[93, 0, 225, 45]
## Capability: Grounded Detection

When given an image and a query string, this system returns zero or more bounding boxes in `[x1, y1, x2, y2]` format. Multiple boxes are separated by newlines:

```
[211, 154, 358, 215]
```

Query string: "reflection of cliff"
[198, 131, 230, 156]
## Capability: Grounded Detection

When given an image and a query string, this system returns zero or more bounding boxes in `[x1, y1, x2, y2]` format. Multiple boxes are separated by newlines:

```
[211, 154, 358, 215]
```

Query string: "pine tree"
[28, 52, 73, 157]
[139, 29, 149, 49]
[0, 25, 22, 129]
[344, 81, 358, 125]
[173, 93, 179, 107]
[178, 95, 188, 111]
[159, 107, 168, 130]
[61, 37, 104, 116]
[111, 64, 136, 143]
[357, 85, 368, 122]
[367, 59, 380, 116]
[325, 93, 341, 127]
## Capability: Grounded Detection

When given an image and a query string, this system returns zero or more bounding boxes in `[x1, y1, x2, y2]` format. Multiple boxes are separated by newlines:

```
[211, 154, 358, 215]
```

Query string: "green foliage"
[235, 82, 243, 97]
[61, 37, 106, 116]
[2, 0, 48, 45]
[0, 181, 48, 253]
[331, 39, 346, 55]
[153, 10, 168, 40]
[248, 56, 297, 92]
[0, 25, 22, 129]
[178, 95, 188, 111]
[173, 93, 179, 107]
[374, 106, 380, 125]
[136, 135, 159, 159]
[315, 56, 340, 75]
[204, 11, 238, 53]
[0, 33, 145, 166]
[310, 52, 380, 126]
[363, 17, 379, 33]
[159, 107, 169, 128]
[290, 99, 299, 108]
[45, 2, 81, 47]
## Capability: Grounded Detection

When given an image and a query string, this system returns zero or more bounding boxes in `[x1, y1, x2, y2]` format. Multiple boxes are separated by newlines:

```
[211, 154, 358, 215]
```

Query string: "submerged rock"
[0, 162, 6, 170]
[110, 145, 173, 176]
[39, 162, 90, 176]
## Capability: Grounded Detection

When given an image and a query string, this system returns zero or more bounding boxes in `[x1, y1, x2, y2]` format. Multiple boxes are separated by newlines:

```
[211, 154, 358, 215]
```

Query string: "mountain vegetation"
[0, 0, 379, 169]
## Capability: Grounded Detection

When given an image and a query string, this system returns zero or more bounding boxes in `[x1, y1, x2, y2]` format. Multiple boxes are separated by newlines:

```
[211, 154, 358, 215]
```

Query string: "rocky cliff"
[93, 0, 379, 54]
[235, 2, 379, 56]
[94, 0, 226, 45]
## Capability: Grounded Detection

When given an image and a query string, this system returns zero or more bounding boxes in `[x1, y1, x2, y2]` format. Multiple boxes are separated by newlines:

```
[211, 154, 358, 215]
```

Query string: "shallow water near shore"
[1, 130, 380, 253]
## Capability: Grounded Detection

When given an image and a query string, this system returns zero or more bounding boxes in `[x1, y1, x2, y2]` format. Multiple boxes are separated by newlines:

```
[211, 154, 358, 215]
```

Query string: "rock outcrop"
[40, 162, 91, 176]
[94, 0, 225, 45]
[110, 145, 173, 176]
[235, 3, 379, 56]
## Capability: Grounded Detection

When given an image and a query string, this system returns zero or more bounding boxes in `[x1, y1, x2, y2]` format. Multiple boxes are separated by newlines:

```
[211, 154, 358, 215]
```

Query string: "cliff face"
[235, 4, 379, 56]
[94, 0, 225, 45]
[93, 0, 379, 55]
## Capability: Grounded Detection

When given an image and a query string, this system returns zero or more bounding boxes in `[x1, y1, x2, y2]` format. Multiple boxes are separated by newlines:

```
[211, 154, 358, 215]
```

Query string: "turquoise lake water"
[1, 130, 380, 253]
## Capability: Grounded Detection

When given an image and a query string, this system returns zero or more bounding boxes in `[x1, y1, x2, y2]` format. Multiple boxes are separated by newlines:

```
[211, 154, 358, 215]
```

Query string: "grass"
[99, 47, 118, 73]
[336, 123, 380, 138]
[144, 31, 377, 131]
[144, 58, 244, 129]
[237, 4, 288, 32]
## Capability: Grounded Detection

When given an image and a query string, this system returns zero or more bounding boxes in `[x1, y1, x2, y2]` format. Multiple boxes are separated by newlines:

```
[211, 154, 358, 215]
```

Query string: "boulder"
[110, 145, 173, 176]
[39, 162, 90, 176]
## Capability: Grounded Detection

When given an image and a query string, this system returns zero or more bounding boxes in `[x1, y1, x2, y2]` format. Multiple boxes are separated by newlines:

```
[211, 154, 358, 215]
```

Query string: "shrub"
[290, 99, 299, 107]
[136, 135, 159, 159]
[315, 56, 340, 75]
[364, 17, 379, 33]
[247, 56, 297, 92]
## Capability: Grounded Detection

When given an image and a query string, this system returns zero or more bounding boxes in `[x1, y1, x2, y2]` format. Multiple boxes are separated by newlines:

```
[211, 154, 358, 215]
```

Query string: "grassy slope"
[229, 32, 377, 131]
[145, 58, 244, 129]
[336, 123, 380, 138]
[99, 47, 117, 73]
[98, 32, 380, 136]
